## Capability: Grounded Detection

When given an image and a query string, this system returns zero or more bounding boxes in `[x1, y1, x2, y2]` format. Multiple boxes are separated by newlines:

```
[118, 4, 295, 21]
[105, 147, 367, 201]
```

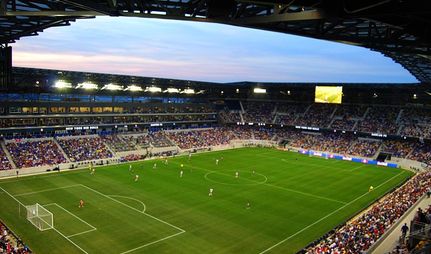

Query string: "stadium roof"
[1, 0, 431, 82]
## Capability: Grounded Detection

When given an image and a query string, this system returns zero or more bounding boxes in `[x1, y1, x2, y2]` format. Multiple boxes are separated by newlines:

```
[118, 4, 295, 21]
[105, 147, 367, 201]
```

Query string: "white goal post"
[25, 203, 54, 231]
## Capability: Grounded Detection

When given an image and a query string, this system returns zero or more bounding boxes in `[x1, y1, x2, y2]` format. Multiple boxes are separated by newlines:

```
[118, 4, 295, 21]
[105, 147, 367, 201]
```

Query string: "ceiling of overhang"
[1, 0, 431, 82]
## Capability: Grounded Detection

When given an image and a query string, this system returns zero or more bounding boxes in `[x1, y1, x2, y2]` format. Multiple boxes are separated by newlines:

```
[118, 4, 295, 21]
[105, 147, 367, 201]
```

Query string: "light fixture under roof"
[102, 83, 122, 91]
[54, 80, 72, 89]
[253, 88, 266, 94]
[183, 88, 195, 94]
[76, 82, 98, 90]
[164, 88, 180, 93]
[145, 86, 162, 93]
[125, 85, 143, 92]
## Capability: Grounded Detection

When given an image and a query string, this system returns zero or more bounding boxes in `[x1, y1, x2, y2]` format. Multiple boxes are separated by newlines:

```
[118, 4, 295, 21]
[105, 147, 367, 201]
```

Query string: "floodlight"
[54, 80, 72, 89]
[253, 88, 266, 94]
[125, 85, 143, 92]
[102, 83, 122, 91]
[76, 82, 98, 90]
[164, 88, 180, 93]
[183, 88, 195, 94]
[145, 86, 162, 93]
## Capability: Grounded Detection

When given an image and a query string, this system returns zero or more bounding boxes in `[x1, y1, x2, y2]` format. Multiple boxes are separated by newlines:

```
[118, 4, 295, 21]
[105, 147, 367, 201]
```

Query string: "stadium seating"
[57, 137, 113, 162]
[304, 171, 431, 254]
[6, 140, 67, 168]
[0, 147, 12, 170]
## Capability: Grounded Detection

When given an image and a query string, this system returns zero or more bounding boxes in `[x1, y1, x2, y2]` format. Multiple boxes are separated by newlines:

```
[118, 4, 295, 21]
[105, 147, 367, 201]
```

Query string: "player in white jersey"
[209, 188, 213, 197]
[180, 170, 183, 178]
[188, 153, 192, 160]
[135, 175, 139, 181]
[235, 171, 239, 178]
[129, 164, 132, 171]
[153, 163, 157, 169]
[215, 159, 219, 165]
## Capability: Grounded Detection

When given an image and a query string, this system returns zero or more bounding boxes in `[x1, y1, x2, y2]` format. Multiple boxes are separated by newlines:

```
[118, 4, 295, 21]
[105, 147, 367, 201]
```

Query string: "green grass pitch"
[0, 147, 413, 254]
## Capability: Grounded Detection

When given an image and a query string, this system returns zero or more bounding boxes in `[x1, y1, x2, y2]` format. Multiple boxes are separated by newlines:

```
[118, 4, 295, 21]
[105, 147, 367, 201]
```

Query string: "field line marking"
[107, 195, 146, 213]
[14, 184, 81, 197]
[52, 227, 89, 254]
[44, 203, 97, 230]
[0, 187, 89, 254]
[263, 183, 347, 205]
[120, 231, 185, 254]
[67, 228, 97, 238]
[259, 171, 406, 254]
[181, 162, 347, 205]
[79, 184, 185, 233]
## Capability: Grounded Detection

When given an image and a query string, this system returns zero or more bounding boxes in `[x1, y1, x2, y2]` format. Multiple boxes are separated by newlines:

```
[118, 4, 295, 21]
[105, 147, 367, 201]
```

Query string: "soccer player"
[129, 164, 132, 171]
[153, 163, 157, 169]
[208, 188, 213, 197]
[235, 171, 239, 179]
[246, 201, 251, 209]
[78, 199, 84, 208]
[215, 159, 219, 165]
[164, 158, 168, 165]
[90, 167, 95, 175]
[188, 153, 192, 160]
[252, 170, 255, 175]
[135, 174, 139, 182]
[180, 170, 183, 178]
[369, 185, 374, 192]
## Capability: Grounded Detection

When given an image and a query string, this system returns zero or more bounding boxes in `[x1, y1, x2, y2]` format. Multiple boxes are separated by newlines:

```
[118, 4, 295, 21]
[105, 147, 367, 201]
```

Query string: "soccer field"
[0, 147, 413, 254]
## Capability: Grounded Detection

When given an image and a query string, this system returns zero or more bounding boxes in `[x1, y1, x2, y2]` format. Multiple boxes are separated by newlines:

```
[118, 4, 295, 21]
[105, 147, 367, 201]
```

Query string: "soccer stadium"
[1, 1, 431, 254]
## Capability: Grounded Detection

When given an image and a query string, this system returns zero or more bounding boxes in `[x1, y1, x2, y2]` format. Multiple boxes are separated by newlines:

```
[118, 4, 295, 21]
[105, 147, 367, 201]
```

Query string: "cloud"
[12, 17, 417, 83]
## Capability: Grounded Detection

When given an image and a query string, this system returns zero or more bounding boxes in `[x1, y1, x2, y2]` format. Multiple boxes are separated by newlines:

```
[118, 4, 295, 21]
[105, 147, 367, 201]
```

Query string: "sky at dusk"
[12, 16, 417, 83]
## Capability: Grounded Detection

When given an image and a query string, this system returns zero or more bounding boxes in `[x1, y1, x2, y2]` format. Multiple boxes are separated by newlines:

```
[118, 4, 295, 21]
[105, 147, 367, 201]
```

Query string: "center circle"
[204, 170, 268, 186]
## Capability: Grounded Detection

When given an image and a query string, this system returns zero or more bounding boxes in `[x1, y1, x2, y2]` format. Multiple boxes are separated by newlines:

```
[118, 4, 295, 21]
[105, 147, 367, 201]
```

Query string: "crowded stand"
[274, 103, 306, 125]
[356, 106, 400, 134]
[166, 128, 236, 149]
[295, 104, 335, 128]
[347, 139, 381, 158]
[148, 131, 175, 147]
[401, 124, 431, 139]
[304, 170, 431, 254]
[0, 222, 30, 254]
[334, 105, 368, 119]
[242, 101, 275, 123]
[330, 118, 357, 131]
[120, 134, 151, 149]
[408, 143, 431, 166]
[57, 137, 113, 162]
[0, 148, 12, 170]
[382, 140, 415, 158]
[5, 140, 66, 168]
[288, 133, 353, 155]
[100, 134, 138, 152]
[218, 110, 241, 123]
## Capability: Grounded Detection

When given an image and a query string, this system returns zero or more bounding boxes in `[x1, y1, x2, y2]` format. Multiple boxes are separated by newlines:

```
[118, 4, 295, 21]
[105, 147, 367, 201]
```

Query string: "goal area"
[25, 203, 53, 231]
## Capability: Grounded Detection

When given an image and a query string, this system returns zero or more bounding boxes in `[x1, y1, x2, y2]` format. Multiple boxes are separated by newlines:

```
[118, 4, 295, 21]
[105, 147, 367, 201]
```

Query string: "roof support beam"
[233, 9, 325, 25]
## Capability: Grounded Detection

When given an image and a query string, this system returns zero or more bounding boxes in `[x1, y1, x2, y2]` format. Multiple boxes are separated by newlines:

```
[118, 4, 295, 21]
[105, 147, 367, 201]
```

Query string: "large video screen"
[315, 86, 343, 104]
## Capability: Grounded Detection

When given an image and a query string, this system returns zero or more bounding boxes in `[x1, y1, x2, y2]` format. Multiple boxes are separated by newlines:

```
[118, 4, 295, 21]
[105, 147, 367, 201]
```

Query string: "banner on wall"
[297, 150, 398, 168]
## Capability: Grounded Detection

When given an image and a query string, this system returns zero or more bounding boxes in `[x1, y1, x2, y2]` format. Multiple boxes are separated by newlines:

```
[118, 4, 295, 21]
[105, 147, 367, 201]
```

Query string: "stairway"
[1, 141, 16, 169]
[53, 138, 71, 162]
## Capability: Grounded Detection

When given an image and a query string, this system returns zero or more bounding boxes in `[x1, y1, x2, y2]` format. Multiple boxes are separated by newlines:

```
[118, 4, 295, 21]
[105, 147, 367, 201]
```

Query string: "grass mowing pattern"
[0, 148, 413, 254]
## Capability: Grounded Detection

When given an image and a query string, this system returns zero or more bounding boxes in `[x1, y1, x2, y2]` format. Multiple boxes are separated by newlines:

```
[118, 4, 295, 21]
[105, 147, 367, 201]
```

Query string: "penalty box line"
[0, 186, 90, 254]
[43, 203, 97, 238]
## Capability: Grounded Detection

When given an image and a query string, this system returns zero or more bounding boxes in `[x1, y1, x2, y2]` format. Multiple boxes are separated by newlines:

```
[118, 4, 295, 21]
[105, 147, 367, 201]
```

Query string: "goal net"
[25, 203, 53, 231]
